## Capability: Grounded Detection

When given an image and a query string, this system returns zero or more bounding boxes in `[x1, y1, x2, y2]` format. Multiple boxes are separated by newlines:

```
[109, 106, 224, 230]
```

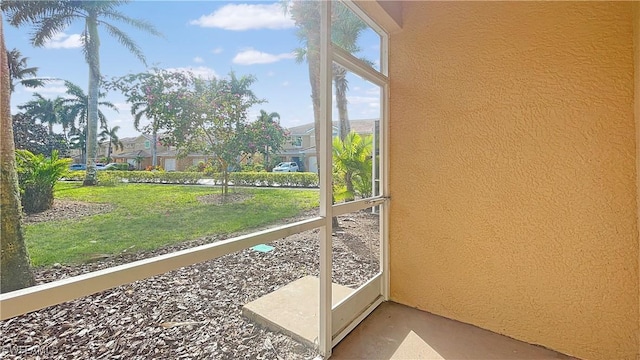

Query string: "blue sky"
[4, 1, 382, 138]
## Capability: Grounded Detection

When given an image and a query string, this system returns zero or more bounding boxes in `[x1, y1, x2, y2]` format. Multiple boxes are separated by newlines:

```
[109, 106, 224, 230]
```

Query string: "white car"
[272, 162, 299, 172]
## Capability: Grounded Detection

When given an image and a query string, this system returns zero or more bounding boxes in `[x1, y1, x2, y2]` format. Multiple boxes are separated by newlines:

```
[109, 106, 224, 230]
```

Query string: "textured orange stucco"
[634, 2, 640, 357]
[388, 2, 638, 360]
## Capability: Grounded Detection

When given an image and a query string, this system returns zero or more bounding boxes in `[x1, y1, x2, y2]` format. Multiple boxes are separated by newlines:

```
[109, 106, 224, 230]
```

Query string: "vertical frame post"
[380, 20, 391, 301]
[318, 0, 333, 357]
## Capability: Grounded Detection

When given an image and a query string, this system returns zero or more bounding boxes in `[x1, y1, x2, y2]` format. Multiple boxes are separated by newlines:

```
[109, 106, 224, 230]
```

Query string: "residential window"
[291, 136, 302, 147]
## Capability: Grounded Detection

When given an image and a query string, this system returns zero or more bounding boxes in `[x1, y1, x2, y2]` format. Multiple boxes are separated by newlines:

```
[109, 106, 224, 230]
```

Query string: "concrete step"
[242, 275, 354, 348]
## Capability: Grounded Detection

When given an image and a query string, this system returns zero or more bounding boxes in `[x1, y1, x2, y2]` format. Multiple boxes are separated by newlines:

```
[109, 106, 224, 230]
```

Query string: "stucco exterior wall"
[634, 3, 640, 357]
[388, 2, 638, 359]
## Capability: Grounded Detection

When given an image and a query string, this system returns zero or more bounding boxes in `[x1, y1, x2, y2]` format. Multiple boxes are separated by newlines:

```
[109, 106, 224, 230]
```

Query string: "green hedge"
[63, 171, 318, 187]
[229, 172, 318, 188]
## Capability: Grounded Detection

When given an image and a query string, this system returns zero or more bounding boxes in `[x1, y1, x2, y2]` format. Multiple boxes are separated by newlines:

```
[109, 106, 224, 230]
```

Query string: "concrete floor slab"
[242, 276, 354, 348]
[331, 302, 577, 360]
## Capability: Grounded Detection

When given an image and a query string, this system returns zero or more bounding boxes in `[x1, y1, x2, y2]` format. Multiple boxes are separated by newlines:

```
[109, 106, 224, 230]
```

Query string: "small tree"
[248, 110, 288, 168]
[108, 69, 192, 167]
[166, 72, 264, 195]
[16, 150, 71, 214]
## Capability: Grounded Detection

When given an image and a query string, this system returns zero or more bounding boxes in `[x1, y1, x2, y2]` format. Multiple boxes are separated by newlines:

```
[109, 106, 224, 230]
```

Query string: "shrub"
[60, 171, 318, 188]
[229, 172, 318, 187]
[16, 150, 72, 214]
[97, 172, 121, 187]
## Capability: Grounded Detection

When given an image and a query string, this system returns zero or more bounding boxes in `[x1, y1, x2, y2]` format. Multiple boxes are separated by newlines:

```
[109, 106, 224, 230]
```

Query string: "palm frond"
[101, 9, 163, 38]
[101, 22, 146, 65]
[294, 47, 307, 64]
[98, 100, 118, 112]
[20, 78, 47, 89]
[2, 0, 67, 26]
[31, 13, 78, 47]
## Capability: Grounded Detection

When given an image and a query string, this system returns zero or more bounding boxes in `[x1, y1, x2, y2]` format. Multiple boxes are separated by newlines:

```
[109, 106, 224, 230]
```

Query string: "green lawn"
[25, 182, 319, 267]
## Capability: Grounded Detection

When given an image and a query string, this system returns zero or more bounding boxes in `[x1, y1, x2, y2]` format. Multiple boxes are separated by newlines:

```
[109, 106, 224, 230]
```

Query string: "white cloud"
[193, 56, 204, 63]
[266, 71, 276, 77]
[347, 95, 380, 110]
[189, 3, 294, 31]
[365, 86, 380, 96]
[44, 32, 82, 49]
[211, 47, 224, 54]
[281, 81, 289, 87]
[232, 49, 294, 65]
[166, 66, 218, 79]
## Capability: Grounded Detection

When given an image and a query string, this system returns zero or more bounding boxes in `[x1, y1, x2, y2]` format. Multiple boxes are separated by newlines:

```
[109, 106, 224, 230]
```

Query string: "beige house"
[281, 119, 378, 172]
[99, 134, 206, 171]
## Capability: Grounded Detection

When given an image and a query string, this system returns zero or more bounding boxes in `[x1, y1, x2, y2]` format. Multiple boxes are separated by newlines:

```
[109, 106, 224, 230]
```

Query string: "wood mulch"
[2, 200, 380, 359]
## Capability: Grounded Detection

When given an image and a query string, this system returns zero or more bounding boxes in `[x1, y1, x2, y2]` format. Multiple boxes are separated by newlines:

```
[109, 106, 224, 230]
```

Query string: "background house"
[101, 134, 156, 170]
[98, 134, 206, 171]
[281, 119, 378, 172]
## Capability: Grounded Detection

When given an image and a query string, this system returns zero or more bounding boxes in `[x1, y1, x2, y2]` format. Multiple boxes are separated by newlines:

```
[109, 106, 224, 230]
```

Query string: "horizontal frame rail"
[332, 45, 388, 87]
[0, 217, 324, 320]
[332, 196, 388, 217]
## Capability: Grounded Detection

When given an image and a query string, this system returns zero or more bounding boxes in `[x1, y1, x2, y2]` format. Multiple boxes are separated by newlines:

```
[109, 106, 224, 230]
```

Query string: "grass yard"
[25, 182, 319, 267]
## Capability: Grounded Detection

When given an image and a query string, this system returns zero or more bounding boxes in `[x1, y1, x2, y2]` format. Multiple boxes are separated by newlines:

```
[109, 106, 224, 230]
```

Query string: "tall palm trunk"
[305, 12, 340, 228]
[307, 40, 321, 175]
[84, 14, 100, 186]
[334, 65, 350, 141]
[334, 65, 355, 200]
[0, 16, 35, 293]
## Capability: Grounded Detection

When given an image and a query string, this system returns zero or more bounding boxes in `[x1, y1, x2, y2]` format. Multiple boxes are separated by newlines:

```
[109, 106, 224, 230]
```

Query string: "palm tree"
[131, 100, 159, 167]
[63, 80, 117, 137]
[18, 93, 66, 135]
[6, 48, 47, 93]
[288, 1, 322, 170]
[253, 110, 283, 167]
[68, 126, 87, 163]
[15, 149, 72, 214]
[0, 14, 35, 293]
[332, 132, 373, 201]
[288, 1, 368, 143]
[331, 4, 369, 140]
[2, 0, 162, 186]
[99, 124, 123, 162]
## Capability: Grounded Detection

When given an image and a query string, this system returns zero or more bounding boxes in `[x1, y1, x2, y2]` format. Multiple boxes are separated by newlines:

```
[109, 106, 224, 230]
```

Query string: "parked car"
[69, 164, 86, 171]
[272, 162, 299, 172]
[98, 163, 133, 171]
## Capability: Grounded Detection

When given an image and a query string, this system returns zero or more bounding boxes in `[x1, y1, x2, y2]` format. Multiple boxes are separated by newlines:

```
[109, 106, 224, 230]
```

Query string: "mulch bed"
[2, 201, 380, 359]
